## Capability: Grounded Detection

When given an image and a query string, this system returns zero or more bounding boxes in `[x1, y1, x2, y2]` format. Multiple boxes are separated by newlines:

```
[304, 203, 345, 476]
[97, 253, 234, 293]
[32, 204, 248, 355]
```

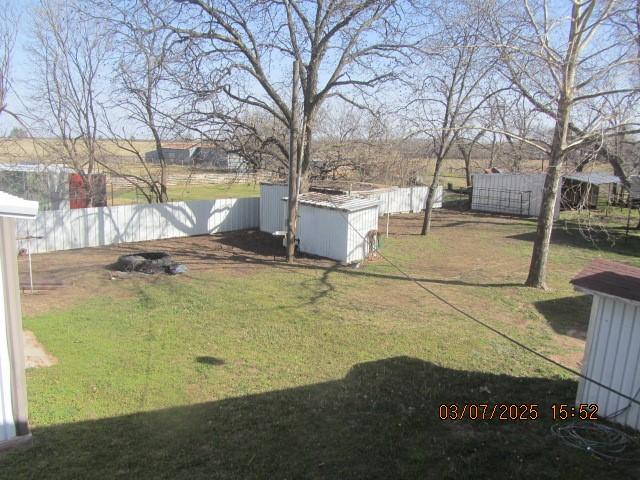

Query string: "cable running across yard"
[321, 197, 640, 460]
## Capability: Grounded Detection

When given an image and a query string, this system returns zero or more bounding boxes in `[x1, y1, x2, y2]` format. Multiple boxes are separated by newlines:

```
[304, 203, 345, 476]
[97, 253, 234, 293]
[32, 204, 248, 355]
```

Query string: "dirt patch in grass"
[23, 330, 57, 368]
[19, 229, 336, 317]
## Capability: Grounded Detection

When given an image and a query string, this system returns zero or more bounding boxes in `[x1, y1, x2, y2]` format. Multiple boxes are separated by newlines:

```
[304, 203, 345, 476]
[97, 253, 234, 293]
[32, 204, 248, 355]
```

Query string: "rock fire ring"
[116, 252, 186, 275]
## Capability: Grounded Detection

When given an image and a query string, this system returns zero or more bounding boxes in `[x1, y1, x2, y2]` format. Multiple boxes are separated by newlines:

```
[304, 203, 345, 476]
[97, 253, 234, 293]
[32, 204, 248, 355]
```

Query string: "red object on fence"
[69, 173, 89, 209]
[68, 173, 108, 209]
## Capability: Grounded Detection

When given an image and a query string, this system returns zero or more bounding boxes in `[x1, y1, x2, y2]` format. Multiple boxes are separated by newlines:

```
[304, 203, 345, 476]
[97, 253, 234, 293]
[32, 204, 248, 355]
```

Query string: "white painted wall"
[259, 184, 288, 234]
[345, 207, 380, 264]
[471, 173, 560, 219]
[577, 293, 640, 431]
[630, 176, 640, 200]
[356, 186, 443, 215]
[259, 184, 442, 236]
[16, 197, 259, 254]
[297, 205, 349, 262]
[0, 218, 17, 444]
[298, 204, 379, 263]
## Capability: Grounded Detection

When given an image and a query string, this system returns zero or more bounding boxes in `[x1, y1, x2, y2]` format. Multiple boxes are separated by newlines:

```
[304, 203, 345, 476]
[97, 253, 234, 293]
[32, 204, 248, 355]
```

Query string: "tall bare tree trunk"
[286, 60, 300, 263]
[524, 156, 563, 288]
[525, 100, 570, 288]
[421, 155, 444, 235]
[464, 154, 472, 188]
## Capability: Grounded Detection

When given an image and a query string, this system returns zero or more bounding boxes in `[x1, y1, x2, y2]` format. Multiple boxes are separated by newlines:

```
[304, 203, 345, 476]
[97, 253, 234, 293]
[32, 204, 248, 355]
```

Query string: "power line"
[325, 196, 640, 409]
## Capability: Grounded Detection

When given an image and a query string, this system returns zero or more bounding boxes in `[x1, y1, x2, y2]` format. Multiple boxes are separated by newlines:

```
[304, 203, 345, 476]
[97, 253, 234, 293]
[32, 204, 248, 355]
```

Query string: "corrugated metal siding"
[630, 176, 640, 200]
[577, 295, 640, 430]
[345, 207, 379, 263]
[471, 173, 560, 218]
[0, 218, 17, 444]
[15, 197, 260, 254]
[358, 186, 442, 214]
[297, 204, 349, 262]
[259, 184, 288, 234]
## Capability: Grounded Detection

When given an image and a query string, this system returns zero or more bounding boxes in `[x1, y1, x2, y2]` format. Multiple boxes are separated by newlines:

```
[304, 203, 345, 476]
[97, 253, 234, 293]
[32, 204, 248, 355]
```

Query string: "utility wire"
[324, 196, 640, 409]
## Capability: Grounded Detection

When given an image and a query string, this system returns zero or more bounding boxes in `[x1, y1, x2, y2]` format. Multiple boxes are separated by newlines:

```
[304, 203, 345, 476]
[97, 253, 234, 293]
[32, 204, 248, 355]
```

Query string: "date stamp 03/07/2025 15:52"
[438, 403, 599, 421]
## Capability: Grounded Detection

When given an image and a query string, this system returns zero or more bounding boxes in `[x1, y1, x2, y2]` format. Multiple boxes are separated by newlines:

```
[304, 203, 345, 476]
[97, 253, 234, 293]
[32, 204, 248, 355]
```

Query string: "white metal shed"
[0, 191, 38, 449]
[630, 175, 640, 201]
[471, 173, 560, 219]
[571, 259, 640, 431]
[294, 193, 380, 263]
[259, 183, 288, 234]
[354, 185, 443, 215]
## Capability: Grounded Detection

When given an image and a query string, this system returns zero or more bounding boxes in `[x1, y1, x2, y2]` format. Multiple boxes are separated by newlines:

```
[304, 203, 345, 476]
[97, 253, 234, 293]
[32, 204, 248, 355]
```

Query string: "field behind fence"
[17, 197, 259, 254]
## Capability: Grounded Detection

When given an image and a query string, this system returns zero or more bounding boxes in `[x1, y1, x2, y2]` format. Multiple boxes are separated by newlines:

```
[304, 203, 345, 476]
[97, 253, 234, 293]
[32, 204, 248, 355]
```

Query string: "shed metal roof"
[563, 173, 621, 185]
[571, 259, 640, 304]
[0, 163, 74, 174]
[0, 191, 39, 219]
[287, 192, 380, 212]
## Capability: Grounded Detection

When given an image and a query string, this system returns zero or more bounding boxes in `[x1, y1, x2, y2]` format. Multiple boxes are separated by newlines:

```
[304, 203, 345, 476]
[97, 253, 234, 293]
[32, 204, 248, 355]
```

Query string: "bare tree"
[406, 1, 500, 235]
[492, 0, 639, 288]
[95, 2, 179, 202]
[30, 0, 108, 206]
[457, 130, 484, 187]
[0, 9, 16, 119]
[139, 0, 413, 258]
[0, 5, 30, 138]
[154, 0, 410, 175]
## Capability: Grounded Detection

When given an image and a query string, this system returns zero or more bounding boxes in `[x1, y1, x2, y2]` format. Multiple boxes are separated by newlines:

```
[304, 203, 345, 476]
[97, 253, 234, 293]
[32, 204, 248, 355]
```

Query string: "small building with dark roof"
[144, 144, 245, 171]
[571, 259, 640, 431]
[561, 173, 621, 210]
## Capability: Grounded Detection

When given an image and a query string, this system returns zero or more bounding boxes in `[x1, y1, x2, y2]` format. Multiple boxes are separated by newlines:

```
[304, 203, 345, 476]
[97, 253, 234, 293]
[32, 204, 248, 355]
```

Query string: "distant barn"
[144, 143, 245, 171]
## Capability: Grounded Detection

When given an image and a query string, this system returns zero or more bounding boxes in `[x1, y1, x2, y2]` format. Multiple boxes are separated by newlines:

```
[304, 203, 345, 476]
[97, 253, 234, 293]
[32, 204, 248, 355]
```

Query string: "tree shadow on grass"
[212, 234, 523, 289]
[534, 296, 593, 340]
[507, 222, 640, 258]
[196, 356, 225, 366]
[1, 357, 637, 479]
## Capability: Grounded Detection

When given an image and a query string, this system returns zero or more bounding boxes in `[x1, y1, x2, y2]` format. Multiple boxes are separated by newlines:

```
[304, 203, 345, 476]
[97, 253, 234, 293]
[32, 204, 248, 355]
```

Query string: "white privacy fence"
[18, 185, 443, 254]
[355, 185, 443, 215]
[16, 197, 259, 254]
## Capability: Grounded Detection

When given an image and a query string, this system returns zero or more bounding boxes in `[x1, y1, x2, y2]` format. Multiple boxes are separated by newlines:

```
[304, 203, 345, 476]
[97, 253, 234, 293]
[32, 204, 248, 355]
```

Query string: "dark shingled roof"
[571, 259, 640, 303]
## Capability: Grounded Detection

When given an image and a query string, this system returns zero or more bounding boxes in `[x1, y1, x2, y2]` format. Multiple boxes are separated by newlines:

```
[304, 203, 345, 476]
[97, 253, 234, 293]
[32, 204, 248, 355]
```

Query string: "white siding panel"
[297, 204, 378, 263]
[358, 186, 442, 215]
[630, 176, 640, 200]
[16, 197, 260, 254]
[297, 205, 349, 262]
[345, 207, 379, 263]
[471, 173, 560, 218]
[259, 184, 288, 234]
[577, 295, 640, 431]
[0, 218, 16, 443]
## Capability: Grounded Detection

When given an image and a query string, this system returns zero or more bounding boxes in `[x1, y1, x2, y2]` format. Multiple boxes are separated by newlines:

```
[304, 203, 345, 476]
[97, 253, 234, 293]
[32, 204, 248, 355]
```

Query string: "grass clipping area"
[2, 210, 640, 479]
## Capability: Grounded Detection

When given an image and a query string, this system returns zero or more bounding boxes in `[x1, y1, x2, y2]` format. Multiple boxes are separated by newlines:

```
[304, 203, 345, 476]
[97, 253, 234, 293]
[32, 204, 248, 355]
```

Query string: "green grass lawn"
[113, 183, 260, 205]
[1, 210, 639, 478]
